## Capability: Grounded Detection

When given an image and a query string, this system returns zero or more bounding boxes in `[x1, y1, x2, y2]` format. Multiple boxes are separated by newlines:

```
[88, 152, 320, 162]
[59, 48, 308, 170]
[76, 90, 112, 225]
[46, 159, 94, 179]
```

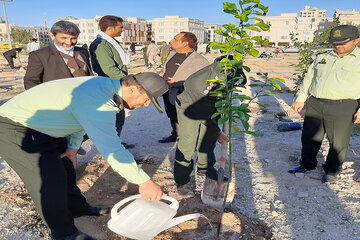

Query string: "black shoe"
[198, 166, 218, 181]
[321, 173, 338, 183]
[63, 231, 95, 240]
[158, 134, 177, 143]
[73, 206, 111, 218]
[122, 142, 135, 149]
[288, 165, 308, 174]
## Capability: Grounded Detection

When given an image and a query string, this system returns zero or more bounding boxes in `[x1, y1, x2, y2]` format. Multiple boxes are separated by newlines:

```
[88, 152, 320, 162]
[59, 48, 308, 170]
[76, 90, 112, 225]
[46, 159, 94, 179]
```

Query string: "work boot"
[321, 173, 338, 184]
[77, 147, 87, 156]
[73, 206, 111, 218]
[176, 184, 195, 198]
[122, 142, 135, 149]
[288, 165, 309, 174]
[197, 166, 218, 181]
[61, 231, 95, 240]
[158, 134, 178, 143]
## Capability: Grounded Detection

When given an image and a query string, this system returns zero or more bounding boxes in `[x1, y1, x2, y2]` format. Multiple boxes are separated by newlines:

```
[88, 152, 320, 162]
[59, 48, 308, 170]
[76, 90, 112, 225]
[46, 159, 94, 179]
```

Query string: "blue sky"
[1, 0, 359, 27]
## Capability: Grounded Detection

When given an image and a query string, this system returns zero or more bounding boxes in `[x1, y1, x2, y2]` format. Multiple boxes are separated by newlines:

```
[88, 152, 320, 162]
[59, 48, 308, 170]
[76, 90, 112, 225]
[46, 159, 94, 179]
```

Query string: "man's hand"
[354, 112, 360, 124]
[292, 102, 305, 113]
[217, 131, 229, 144]
[158, 72, 164, 77]
[60, 148, 78, 167]
[138, 179, 164, 201]
[167, 77, 175, 87]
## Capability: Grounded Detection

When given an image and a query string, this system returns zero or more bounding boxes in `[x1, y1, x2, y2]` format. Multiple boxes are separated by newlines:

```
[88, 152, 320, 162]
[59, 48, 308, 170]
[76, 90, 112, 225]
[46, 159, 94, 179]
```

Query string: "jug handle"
[161, 196, 179, 211]
[110, 194, 142, 218]
[110, 195, 179, 218]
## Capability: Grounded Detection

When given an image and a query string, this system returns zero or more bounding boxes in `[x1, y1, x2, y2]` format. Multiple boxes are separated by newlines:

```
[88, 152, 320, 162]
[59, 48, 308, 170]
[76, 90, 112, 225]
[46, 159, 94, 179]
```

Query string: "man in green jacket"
[289, 25, 360, 183]
[174, 56, 246, 196]
[90, 15, 129, 79]
[0, 72, 168, 240]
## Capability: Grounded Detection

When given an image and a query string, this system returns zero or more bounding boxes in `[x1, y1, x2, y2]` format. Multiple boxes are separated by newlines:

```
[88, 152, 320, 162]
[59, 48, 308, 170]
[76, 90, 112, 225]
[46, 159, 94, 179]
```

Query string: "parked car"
[281, 47, 299, 53]
[135, 44, 145, 51]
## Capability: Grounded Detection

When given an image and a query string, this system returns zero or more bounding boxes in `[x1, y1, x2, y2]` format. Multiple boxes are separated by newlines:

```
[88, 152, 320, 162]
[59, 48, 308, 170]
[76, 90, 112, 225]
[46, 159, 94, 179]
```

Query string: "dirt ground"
[0, 49, 360, 240]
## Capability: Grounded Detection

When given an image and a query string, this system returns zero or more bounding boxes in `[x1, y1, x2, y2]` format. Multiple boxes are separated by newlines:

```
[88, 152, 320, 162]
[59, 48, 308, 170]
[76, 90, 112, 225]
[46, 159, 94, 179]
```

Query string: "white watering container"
[107, 194, 212, 240]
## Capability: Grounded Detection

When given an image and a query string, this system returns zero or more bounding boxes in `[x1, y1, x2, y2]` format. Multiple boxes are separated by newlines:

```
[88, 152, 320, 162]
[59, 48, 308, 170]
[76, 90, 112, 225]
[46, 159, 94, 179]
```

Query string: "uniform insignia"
[333, 29, 342, 38]
[319, 59, 326, 64]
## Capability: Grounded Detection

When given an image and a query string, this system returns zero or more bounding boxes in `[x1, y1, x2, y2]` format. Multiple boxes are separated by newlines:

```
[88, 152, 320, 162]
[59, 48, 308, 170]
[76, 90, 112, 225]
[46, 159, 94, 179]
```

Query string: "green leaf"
[241, 120, 250, 131]
[234, 52, 244, 61]
[251, 36, 263, 43]
[215, 100, 228, 107]
[243, 65, 251, 72]
[207, 79, 224, 84]
[247, 26, 260, 32]
[254, 22, 270, 31]
[241, 130, 259, 137]
[235, 95, 252, 101]
[248, 48, 259, 57]
[235, 45, 244, 53]
[232, 126, 240, 131]
[235, 109, 245, 119]
[256, 102, 266, 108]
[223, 2, 238, 15]
[218, 117, 229, 125]
[211, 112, 222, 119]
[257, 3, 269, 13]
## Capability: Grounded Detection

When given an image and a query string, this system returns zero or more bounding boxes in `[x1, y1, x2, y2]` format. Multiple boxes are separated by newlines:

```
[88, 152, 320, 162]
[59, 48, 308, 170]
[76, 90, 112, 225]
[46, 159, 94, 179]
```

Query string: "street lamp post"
[2, 0, 13, 49]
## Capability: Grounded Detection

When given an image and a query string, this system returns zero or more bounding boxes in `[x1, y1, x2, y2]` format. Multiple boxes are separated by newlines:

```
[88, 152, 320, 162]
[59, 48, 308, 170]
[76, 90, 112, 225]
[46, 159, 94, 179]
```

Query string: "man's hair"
[99, 15, 123, 32]
[151, 40, 155, 44]
[121, 75, 145, 93]
[31, 38, 37, 42]
[179, 32, 197, 49]
[50, 21, 80, 36]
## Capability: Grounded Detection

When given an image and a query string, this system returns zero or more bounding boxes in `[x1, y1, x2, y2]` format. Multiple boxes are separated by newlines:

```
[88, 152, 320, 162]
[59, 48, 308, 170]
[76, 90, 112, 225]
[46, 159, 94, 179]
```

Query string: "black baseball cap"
[133, 72, 168, 113]
[328, 25, 359, 45]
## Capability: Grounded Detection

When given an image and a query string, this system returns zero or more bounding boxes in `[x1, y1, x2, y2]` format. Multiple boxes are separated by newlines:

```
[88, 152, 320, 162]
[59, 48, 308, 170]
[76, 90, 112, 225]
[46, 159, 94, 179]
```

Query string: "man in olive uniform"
[289, 25, 360, 183]
[174, 56, 246, 195]
[142, 43, 149, 67]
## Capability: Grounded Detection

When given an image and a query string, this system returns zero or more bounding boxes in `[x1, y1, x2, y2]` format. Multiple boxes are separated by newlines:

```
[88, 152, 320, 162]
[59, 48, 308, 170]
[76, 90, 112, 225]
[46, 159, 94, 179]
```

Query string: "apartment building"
[11, 25, 51, 43]
[0, 18, 16, 42]
[334, 9, 360, 26]
[205, 24, 224, 43]
[248, 6, 334, 46]
[57, 16, 148, 45]
[149, 16, 206, 44]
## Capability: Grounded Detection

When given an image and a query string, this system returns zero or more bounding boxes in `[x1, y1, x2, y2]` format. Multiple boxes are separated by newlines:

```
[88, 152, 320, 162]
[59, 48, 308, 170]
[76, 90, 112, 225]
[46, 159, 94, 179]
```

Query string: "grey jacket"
[163, 51, 209, 104]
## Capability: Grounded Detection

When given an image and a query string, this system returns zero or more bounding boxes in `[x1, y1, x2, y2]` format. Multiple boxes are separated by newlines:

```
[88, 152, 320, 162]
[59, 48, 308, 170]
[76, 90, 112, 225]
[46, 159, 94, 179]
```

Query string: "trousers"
[0, 116, 90, 239]
[174, 105, 218, 185]
[300, 97, 358, 174]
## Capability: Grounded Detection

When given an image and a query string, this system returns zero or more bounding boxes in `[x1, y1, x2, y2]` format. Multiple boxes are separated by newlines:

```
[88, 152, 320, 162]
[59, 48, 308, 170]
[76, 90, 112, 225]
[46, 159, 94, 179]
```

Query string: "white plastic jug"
[107, 194, 211, 240]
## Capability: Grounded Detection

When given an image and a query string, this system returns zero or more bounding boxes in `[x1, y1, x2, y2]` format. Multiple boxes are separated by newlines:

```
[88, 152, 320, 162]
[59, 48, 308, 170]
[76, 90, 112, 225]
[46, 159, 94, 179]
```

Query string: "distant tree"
[11, 29, 33, 44]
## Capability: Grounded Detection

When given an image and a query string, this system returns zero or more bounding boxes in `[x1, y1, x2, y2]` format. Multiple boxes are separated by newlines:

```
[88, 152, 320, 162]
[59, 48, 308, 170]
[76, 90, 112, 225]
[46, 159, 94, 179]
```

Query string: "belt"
[311, 96, 357, 104]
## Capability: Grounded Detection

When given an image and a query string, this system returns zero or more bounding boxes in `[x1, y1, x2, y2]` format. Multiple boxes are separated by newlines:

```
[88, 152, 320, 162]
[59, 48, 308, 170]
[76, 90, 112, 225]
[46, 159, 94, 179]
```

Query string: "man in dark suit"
[24, 20, 92, 90]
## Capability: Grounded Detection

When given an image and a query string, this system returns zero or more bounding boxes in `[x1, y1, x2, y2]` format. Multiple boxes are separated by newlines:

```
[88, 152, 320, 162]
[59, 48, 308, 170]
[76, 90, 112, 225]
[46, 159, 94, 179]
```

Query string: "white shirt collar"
[54, 43, 74, 57]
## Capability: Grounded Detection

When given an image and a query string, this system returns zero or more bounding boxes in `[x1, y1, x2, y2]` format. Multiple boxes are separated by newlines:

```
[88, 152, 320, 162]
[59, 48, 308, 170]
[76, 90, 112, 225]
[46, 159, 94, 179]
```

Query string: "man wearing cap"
[289, 25, 360, 183]
[0, 72, 168, 240]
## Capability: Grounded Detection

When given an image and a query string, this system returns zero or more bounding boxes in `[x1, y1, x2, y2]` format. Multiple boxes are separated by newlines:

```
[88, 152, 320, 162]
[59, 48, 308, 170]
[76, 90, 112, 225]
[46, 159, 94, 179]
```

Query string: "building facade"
[149, 16, 206, 44]
[334, 9, 360, 26]
[205, 24, 224, 43]
[0, 18, 16, 43]
[248, 6, 335, 46]
[11, 25, 50, 43]
[57, 16, 149, 45]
